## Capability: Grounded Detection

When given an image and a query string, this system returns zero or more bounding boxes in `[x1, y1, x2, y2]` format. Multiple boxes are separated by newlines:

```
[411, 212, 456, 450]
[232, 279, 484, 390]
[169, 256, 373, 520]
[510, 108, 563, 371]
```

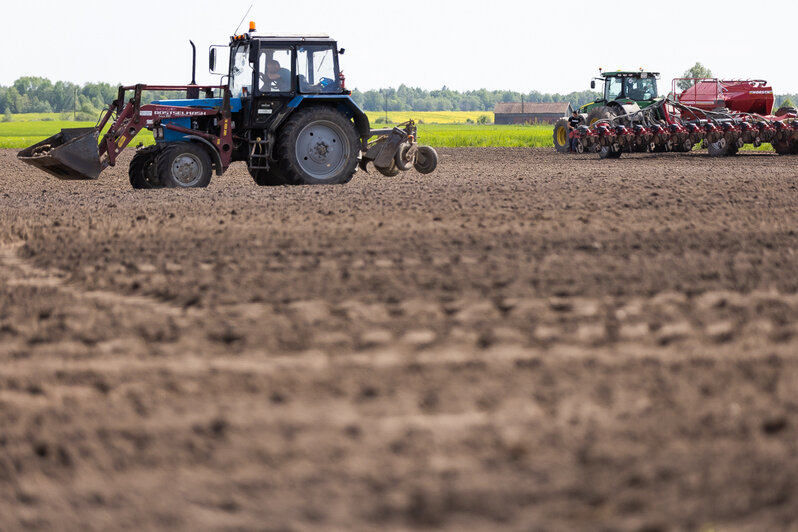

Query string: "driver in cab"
[261, 59, 291, 92]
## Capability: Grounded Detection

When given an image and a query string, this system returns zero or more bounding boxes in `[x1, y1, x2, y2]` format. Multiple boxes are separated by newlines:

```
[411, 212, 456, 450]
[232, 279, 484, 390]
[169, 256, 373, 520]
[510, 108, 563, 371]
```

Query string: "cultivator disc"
[569, 98, 798, 159]
[17, 128, 103, 180]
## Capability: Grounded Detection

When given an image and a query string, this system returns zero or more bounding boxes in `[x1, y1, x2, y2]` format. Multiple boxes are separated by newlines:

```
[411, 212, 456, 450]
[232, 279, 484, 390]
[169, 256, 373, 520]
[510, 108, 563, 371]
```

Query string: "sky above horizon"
[3, 0, 798, 94]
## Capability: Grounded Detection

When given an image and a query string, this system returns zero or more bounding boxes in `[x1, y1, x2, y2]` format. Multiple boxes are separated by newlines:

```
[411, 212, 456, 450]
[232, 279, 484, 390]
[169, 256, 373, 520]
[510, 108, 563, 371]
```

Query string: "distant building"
[493, 102, 573, 125]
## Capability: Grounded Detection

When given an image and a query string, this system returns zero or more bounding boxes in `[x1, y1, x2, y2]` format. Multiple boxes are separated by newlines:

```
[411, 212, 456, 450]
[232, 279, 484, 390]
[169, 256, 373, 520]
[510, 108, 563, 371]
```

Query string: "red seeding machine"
[566, 75, 798, 158]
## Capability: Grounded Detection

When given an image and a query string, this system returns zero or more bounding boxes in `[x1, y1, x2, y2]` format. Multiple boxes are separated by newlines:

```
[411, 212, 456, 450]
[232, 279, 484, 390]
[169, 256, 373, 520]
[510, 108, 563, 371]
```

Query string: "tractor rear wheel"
[277, 106, 360, 185]
[156, 143, 212, 188]
[553, 118, 569, 153]
[586, 106, 617, 126]
[129, 146, 162, 189]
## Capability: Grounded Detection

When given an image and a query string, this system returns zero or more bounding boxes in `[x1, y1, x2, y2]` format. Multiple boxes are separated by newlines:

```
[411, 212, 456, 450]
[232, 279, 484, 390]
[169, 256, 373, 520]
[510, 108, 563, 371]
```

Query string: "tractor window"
[605, 77, 623, 101]
[230, 44, 253, 97]
[257, 48, 293, 93]
[625, 77, 657, 100]
[296, 45, 338, 93]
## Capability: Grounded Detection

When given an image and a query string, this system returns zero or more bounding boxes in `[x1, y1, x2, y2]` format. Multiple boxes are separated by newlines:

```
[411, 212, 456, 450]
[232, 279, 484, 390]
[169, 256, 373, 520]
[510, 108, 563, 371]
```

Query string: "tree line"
[0, 76, 602, 116]
[349, 86, 602, 112]
[0, 77, 185, 121]
[2, 76, 797, 118]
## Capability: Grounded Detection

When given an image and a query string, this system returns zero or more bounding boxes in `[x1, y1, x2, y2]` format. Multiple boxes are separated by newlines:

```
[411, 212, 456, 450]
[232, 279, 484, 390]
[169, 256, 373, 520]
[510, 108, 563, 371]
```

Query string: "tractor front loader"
[20, 84, 235, 186]
[18, 25, 437, 188]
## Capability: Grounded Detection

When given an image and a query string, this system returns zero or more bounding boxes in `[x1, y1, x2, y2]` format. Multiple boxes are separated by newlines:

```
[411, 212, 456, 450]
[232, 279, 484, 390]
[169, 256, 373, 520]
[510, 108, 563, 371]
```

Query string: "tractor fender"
[183, 135, 224, 176]
[608, 101, 641, 120]
[286, 95, 371, 144]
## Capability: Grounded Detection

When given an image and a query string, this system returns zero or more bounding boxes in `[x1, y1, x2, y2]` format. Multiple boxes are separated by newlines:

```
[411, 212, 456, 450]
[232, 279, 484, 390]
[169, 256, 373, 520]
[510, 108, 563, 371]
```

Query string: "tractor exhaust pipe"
[187, 41, 199, 99]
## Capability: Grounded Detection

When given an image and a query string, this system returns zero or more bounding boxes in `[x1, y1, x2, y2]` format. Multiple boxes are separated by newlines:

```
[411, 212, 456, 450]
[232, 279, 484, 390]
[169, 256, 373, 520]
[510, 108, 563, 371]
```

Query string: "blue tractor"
[19, 26, 437, 188]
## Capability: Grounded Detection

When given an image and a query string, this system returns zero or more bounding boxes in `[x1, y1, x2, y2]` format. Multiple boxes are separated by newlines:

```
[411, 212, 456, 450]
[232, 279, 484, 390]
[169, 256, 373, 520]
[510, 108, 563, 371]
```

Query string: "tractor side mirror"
[338, 48, 345, 55]
[590, 80, 595, 89]
[208, 45, 228, 75]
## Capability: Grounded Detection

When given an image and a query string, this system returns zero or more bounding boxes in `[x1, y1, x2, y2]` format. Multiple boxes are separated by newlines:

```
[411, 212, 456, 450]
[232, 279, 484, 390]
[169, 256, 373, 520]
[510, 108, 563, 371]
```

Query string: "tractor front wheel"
[553, 118, 569, 153]
[156, 143, 212, 188]
[277, 107, 360, 185]
[129, 146, 162, 189]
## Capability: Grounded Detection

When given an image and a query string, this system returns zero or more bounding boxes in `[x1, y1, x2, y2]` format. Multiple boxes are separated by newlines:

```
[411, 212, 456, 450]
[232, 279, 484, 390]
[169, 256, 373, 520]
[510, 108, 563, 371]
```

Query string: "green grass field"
[0, 112, 547, 149]
[0, 119, 157, 149]
[0, 120, 93, 149]
[0, 111, 777, 150]
[417, 124, 553, 147]
[364, 111, 491, 124]
[4, 112, 70, 122]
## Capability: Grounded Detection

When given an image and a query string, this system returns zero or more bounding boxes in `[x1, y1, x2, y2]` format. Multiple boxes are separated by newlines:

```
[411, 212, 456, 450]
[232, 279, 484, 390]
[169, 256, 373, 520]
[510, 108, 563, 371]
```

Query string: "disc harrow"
[569, 99, 798, 159]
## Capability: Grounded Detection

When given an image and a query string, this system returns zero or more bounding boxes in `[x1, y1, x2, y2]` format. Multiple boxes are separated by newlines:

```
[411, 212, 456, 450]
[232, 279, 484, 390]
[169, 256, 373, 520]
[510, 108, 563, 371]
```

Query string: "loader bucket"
[17, 127, 103, 180]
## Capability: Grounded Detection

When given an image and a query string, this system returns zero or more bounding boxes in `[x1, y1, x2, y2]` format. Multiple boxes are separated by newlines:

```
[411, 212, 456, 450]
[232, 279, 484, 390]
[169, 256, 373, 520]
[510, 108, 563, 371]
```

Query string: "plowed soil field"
[1, 147, 798, 531]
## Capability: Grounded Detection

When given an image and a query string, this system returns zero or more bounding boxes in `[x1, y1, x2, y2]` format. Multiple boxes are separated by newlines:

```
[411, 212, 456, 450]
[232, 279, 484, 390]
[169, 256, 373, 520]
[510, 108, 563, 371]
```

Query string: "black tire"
[553, 118, 569, 153]
[156, 143, 212, 188]
[651, 143, 668, 153]
[394, 142, 414, 171]
[129, 146, 162, 189]
[277, 106, 360, 185]
[672, 138, 693, 153]
[707, 138, 729, 157]
[772, 139, 791, 155]
[249, 166, 289, 186]
[413, 146, 438, 174]
[375, 160, 401, 177]
[598, 146, 622, 159]
[586, 106, 618, 126]
[707, 138, 739, 156]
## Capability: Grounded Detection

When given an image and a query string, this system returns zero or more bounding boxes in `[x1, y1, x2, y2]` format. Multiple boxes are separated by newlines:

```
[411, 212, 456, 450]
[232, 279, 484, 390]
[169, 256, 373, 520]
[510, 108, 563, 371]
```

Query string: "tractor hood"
[151, 97, 243, 112]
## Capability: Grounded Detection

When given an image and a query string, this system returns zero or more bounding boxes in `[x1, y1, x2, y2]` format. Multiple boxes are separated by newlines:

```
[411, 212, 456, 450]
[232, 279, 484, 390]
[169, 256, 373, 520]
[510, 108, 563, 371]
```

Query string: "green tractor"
[553, 70, 661, 153]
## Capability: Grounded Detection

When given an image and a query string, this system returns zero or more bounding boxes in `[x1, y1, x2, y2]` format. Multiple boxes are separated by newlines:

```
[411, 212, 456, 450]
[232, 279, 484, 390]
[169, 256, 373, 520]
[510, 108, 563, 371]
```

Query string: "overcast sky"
[3, 0, 798, 94]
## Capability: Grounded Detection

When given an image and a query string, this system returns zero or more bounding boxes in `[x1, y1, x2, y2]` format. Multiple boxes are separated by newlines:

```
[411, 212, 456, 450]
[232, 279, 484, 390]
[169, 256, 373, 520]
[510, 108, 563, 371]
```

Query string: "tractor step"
[248, 138, 270, 171]
[17, 128, 103, 180]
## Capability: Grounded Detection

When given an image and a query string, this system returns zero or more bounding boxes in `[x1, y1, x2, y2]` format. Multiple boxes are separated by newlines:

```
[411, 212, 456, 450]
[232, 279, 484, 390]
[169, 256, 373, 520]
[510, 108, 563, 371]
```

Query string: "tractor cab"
[223, 34, 345, 99]
[212, 32, 348, 131]
[591, 71, 660, 104]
